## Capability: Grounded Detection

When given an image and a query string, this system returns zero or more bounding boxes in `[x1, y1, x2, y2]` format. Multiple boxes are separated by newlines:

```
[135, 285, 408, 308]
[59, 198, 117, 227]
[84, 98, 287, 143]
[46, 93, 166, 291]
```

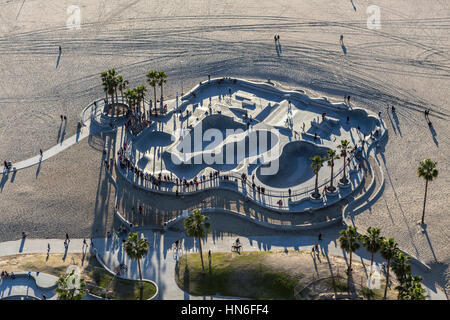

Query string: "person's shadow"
[429, 123, 438, 146]
[56, 51, 61, 68]
[62, 244, 68, 261]
[341, 43, 347, 55]
[391, 109, 402, 136]
[183, 263, 190, 300]
[0, 172, 9, 192]
[19, 237, 26, 253]
[10, 169, 16, 183]
[350, 0, 357, 11]
[36, 158, 42, 179]
[57, 121, 63, 143]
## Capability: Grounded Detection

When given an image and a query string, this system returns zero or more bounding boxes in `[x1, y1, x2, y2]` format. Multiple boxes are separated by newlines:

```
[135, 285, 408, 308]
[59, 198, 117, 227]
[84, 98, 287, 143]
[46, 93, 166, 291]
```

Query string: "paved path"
[0, 234, 446, 300]
[0, 275, 57, 300]
[0, 122, 95, 175]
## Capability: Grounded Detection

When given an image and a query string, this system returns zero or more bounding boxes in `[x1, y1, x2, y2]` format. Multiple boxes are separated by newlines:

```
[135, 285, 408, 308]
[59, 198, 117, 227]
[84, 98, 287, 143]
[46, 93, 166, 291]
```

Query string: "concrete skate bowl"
[163, 129, 279, 180]
[337, 108, 381, 135]
[134, 130, 174, 153]
[256, 141, 330, 189]
[175, 114, 247, 153]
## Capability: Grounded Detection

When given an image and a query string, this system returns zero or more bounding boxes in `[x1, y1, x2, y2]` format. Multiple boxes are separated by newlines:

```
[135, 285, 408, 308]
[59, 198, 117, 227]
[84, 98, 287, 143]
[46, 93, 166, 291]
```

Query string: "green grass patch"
[175, 252, 301, 300]
[84, 258, 157, 300]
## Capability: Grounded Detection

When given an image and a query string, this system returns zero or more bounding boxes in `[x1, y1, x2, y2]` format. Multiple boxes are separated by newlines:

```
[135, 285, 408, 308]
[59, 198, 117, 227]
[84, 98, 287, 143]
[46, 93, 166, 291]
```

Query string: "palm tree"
[326, 149, 340, 192]
[55, 270, 86, 300]
[338, 226, 360, 274]
[136, 85, 147, 114]
[338, 140, 352, 184]
[184, 209, 210, 274]
[157, 71, 167, 106]
[101, 71, 109, 104]
[310, 155, 325, 198]
[106, 76, 116, 106]
[107, 68, 119, 104]
[117, 76, 129, 103]
[417, 159, 438, 225]
[380, 238, 399, 299]
[395, 273, 427, 300]
[360, 227, 384, 267]
[123, 232, 149, 300]
[146, 70, 159, 111]
[124, 88, 134, 111]
[391, 251, 411, 284]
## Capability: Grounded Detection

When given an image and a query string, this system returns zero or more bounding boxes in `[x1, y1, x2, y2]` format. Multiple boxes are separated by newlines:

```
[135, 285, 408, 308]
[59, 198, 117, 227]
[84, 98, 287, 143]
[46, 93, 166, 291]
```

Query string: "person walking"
[65, 233, 70, 243]
[39, 149, 43, 157]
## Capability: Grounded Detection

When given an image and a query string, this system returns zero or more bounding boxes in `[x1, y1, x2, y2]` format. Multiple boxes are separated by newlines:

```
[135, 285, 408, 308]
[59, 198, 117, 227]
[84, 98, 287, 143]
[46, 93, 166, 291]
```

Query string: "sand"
[0, 0, 448, 296]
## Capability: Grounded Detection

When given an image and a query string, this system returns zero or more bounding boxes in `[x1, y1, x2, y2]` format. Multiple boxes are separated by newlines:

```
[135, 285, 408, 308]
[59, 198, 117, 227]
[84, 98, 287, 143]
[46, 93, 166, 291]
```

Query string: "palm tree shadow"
[62, 245, 68, 261]
[421, 224, 439, 263]
[183, 263, 190, 300]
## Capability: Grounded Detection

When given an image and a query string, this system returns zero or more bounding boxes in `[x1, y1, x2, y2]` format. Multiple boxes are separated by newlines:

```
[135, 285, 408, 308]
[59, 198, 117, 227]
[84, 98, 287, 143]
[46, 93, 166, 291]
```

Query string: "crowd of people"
[125, 110, 151, 137]
[1, 271, 16, 279]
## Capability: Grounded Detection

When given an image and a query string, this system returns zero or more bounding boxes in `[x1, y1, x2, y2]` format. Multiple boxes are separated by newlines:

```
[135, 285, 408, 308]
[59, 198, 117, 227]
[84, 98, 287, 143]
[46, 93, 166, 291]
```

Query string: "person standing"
[318, 233, 322, 241]
[65, 233, 70, 243]
[39, 149, 43, 157]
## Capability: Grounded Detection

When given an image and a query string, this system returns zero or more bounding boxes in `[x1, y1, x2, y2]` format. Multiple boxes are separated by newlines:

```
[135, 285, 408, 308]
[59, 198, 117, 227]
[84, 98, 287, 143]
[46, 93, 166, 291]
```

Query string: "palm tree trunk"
[384, 262, 390, 299]
[330, 164, 334, 189]
[370, 253, 374, 267]
[421, 180, 428, 225]
[314, 172, 319, 195]
[349, 251, 352, 273]
[160, 84, 164, 106]
[198, 237, 205, 273]
[342, 155, 347, 183]
[138, 259, 143, 300]
[153, 86, 157, 110]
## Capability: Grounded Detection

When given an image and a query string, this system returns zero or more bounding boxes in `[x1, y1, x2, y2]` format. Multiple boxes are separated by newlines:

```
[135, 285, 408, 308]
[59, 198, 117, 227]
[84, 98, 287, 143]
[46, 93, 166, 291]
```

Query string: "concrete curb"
[91, 248, 159, 300]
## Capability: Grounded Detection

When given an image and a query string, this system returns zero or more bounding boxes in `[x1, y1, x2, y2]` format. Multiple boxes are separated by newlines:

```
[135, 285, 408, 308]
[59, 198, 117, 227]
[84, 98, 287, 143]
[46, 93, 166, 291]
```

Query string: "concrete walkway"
[0, 272, 58, 300]
[0, 122, 97, 175]
[0, 234, 446, 300]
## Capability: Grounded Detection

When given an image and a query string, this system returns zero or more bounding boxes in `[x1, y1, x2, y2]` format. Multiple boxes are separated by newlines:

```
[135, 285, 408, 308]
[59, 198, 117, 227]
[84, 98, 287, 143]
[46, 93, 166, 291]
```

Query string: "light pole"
[180, 60, 184, 96]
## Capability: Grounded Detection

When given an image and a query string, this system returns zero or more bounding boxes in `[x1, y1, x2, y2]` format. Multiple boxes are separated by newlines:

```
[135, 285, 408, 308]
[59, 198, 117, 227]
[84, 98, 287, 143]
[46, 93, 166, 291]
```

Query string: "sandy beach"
[0, 0, 448, 296]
